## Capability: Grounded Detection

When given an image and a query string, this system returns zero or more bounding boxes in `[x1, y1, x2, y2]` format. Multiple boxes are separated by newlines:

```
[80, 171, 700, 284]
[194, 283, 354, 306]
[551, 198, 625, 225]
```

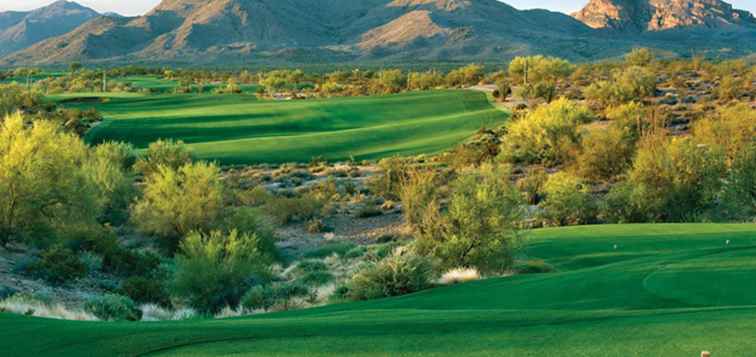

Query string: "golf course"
[2, 224, 755, 356]
[73, 90, 505, 164]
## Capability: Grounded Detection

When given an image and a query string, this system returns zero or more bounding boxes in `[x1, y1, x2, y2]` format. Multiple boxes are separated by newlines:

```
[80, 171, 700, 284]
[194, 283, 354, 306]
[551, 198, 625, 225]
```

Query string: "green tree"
[575, 125, 636, 181]
[0, 113, 102, 245]
[416, 164, 525, 274]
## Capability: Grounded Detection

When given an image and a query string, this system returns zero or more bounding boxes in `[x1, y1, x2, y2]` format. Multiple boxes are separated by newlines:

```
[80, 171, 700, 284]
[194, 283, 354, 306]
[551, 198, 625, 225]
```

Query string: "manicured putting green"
[79, 90, 505, 164]
[2, 224, 755, 356]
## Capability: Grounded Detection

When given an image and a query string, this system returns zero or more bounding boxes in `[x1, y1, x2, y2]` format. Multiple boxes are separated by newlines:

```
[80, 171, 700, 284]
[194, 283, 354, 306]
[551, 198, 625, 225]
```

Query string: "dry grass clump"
[0, 294, 97, 321]
[140, 304, 197, 322]
[438, 268, 481, 285]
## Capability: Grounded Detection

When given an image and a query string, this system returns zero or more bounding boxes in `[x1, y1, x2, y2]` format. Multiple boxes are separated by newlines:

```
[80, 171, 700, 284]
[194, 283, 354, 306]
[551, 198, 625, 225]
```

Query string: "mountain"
[572, 0, 756, 32]
[0, 1, 99, 56]
[1, 0, 755, 66]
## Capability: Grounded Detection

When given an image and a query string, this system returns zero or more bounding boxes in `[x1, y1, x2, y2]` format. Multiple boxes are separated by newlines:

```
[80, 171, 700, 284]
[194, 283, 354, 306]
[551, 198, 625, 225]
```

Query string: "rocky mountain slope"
[1, 0, 754, 66]
[572, 0, 756, 32]
[0, 0, 99, 56]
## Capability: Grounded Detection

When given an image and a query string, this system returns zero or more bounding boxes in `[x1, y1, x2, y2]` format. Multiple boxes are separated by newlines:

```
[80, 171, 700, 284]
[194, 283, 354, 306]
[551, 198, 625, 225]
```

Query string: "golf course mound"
[2, 224, 756, 356]
[78, 90, 505, 164]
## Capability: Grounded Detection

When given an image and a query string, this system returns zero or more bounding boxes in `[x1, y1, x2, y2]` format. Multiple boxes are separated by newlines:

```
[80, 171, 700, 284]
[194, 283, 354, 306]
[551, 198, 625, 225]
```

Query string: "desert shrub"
[718, 143, 756, 220]
[508, 56, 573, 84]
[0, 83, 41, 114]
[370, 69, 406, 94]
[584, 66, 656, 107]
[407, 70, 444, 91]
[514, 259, 555, 274]
[120, 276, 170, 307]
[265, 194, 324, 225]
[416, 164, 525, 274]
[399, 168, 441, 230]
[79, 251, 104, 275]
[438, 268, 481, 285]
[499, 98, 593, 166]
[86, 142, 137, 225]
[368, 157, 412, 200]
[692, 103, 755, 163]
[85, 294, 142, 321]
[540, 172, 596, 226]
[599, 181, 647, 223]
[241, 282, 311, 311]
[27, 246, 86, 285]
[102, 248, 162, 277]
[131, 161, 224, 242]
[575, 125, 636, 181]
[291, 260, 333, 286]
[625, 48, 654, 67]
[133, 139, 193, 177]
[604, 102, 647, 139]
[716, 75, 746, 101]
[627, 135, 727, 221]
[305, 218, 328, 233]
[346, 248, 434, 301]
[171, 230, 273, 314]
[516, 167, 548, 205]
[217, 207, 278, 259]
[445, 64, 484, 87]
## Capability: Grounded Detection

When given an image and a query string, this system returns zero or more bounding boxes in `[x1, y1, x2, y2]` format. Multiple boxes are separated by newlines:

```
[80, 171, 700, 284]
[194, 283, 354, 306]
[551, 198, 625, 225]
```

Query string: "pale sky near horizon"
[0, 0, 754, 17]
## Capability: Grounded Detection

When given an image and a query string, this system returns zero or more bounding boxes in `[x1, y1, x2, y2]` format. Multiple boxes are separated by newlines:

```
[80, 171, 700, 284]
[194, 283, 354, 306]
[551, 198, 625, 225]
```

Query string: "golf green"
[2, 224, 755, 356]
[77, 90, 506, 164]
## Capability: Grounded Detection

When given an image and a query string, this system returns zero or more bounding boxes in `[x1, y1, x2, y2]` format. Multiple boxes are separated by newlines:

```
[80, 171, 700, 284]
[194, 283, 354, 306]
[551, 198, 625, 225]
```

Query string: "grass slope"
[2, 224, 756, 356]
[78, 90, 505, 164]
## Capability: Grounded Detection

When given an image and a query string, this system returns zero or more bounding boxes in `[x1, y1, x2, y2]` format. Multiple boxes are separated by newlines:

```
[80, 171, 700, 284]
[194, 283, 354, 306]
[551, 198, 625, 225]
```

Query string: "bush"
[85, 294, 142, 321]
[625, 48, 654, 66]
[584, 66, 656, 108]
[131, 161, 224, 242]
[627, 135, 726, 221]
[346, 248, 434, 301]
[399, 168, 441, 231]
[575, 125, 636, 181]
[171, 230, 273, 314]
[265, 194, 323, 225]
[303, 242, 357, 259]
[499, 98, 593, 166]
[28, 246, 86, 285]
[133, 139, 193, 177]
[120, 276, 170, 307]
[540, 172, 596, 226]
[241, 282, 311, 311]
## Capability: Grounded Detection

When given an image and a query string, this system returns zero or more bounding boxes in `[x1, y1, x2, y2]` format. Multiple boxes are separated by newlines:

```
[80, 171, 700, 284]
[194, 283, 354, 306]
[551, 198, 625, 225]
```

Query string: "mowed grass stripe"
[2, 224, 756, 356]
[78, 90, 505, 164]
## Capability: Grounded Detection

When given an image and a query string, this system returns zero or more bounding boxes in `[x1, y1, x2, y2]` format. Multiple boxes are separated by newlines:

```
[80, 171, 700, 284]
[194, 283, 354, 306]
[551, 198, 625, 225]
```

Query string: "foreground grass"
[75, 90, 504, 164]
[2, 224, 755, 356]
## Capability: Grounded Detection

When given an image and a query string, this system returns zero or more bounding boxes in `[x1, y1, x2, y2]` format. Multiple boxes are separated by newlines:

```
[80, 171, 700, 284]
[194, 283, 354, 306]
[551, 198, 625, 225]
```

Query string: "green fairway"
[2, 224, 756, 356]
[78, 90, 505, 164]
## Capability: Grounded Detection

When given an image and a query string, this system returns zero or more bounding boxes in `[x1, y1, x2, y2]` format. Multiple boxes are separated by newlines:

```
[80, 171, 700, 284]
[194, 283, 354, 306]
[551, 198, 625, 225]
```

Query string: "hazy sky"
[0, 0, 754, 17]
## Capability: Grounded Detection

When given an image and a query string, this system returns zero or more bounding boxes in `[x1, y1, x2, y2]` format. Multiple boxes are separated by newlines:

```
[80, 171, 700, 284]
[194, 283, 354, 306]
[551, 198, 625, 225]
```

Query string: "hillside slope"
[1, 224, 755, 356]
[0, 1, 99, 56]
[4, 0, 755, 66]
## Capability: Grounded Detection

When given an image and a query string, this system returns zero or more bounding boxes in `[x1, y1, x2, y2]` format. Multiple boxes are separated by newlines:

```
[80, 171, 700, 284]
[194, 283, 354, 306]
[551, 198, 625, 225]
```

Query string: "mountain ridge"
[1, 0, 754, 66]
[0, 0, 99, 56]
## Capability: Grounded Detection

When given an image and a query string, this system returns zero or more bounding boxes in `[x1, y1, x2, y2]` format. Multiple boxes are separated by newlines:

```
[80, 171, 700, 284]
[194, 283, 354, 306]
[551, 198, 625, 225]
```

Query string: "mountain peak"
[572, 0, 756, 31]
